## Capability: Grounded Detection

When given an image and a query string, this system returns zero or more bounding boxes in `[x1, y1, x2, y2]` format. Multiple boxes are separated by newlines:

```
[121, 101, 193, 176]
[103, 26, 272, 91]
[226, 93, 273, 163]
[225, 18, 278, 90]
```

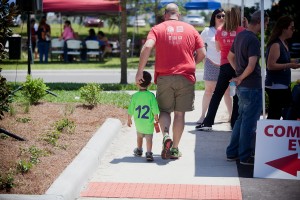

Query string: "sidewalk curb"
[0, 118, 122, 200]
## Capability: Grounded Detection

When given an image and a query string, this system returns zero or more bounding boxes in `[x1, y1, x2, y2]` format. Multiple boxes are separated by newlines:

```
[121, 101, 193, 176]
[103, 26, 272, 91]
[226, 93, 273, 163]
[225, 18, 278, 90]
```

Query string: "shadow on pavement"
[109, 155, 177, 166]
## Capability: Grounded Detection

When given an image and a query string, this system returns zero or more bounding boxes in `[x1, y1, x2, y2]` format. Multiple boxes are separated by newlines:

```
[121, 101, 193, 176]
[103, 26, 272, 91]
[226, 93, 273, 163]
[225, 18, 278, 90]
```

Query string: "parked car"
[127, 17, 146, 27]
[183, 15, 205, 27]
[12, 15, 22, 26]
[83, 17, 104, 27]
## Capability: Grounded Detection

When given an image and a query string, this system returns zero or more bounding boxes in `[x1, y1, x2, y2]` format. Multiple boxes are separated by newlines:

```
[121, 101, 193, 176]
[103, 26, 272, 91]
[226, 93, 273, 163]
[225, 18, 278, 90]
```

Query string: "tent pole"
[260, 0, 266, 119]
[241, 0, 244, 26]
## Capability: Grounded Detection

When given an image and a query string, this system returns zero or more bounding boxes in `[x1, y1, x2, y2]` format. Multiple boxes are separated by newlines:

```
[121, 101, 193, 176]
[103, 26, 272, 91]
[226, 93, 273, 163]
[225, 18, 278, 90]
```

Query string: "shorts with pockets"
[156, 75, 195, 113]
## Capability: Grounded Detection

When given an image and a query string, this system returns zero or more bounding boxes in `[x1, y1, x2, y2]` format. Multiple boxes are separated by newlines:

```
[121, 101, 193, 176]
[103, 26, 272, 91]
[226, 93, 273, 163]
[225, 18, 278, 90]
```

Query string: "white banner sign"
[254, 119, 300, 180]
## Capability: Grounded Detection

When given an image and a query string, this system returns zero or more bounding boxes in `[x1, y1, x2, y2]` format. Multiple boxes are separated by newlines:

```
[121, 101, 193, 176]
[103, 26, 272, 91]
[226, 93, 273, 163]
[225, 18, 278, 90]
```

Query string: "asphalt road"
[2, 69, 300, 83]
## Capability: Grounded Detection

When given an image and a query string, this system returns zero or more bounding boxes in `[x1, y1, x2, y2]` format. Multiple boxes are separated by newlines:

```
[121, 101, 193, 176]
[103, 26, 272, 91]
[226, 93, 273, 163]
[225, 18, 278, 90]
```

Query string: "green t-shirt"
[128, 90, 160, 134]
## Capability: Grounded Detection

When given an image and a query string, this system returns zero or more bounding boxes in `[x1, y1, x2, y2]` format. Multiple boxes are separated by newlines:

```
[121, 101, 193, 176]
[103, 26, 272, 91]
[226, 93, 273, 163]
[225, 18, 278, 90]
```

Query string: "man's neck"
[247, 25, 259, 35]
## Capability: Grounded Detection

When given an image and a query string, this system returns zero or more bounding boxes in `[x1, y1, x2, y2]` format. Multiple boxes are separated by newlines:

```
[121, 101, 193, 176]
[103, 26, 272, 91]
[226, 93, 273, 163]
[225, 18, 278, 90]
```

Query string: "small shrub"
[0, 169, 15, 192]
[23, 101, 30, 113]
[0, 133, 8, 139]
[0, 69, 13, 119]
[80, 83, 102, 107]
[16, 159, 32, 174]
[54, 118, 76, 134]
[64, 104, 75, 116]
[8, 104, 15, 116]
[21, 75, 49, 105]
[16, 117, 31, 123]
[19, 146, 48, 165]
[43, 130, 61, 146]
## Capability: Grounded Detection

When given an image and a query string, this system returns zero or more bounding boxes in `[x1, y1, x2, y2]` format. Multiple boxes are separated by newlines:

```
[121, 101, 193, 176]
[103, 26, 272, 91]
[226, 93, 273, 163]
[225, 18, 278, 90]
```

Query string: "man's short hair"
[250, 10, 269, 24]
[140, 71, 152, 88]
[164, 3, 179, 15]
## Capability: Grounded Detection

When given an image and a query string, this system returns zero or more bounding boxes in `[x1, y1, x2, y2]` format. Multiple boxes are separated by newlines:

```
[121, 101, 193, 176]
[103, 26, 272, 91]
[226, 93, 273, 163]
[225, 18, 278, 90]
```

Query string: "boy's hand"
[127, 118, 132, 127]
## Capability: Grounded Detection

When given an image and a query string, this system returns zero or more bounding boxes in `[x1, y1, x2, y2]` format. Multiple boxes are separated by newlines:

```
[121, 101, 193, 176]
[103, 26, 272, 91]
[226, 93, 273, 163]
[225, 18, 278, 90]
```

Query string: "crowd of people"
[129, 3, 300, 165]
[30, 17, 113, 63]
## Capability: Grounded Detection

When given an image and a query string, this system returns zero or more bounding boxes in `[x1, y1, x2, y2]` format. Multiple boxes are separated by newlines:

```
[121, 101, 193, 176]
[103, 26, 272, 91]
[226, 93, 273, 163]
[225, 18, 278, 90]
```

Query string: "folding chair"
[86, 40, 101, 61]
[50, 38, 64, 61]
[66, 39, 82, 61]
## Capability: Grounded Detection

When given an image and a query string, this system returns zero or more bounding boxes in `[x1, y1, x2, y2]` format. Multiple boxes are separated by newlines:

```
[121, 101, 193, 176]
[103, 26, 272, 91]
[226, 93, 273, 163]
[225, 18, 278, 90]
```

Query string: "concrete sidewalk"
[78, 91, 240, 200]
[77, 91, 300, 200]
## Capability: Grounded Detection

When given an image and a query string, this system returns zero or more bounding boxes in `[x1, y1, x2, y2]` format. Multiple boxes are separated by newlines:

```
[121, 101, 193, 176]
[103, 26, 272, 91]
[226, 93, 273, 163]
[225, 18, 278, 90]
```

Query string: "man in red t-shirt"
[135, 3, 206, 160]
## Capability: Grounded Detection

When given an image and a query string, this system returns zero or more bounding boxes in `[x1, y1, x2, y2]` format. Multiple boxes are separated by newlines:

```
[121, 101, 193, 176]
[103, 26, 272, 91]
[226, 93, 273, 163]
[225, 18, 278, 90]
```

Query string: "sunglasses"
[216, 14, 225, 19]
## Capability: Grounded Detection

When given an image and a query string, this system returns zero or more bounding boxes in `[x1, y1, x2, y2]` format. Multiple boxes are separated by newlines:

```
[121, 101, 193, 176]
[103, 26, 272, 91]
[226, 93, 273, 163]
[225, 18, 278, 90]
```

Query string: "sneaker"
[133, 148, 143, 157]
[161, 134, 173, 159]
[195, 123, 212, 131]
[146, 152, 154, 161]
[170, 147, 182, 159]
[226, 155, 239, 161]
[240, 157, 254, 166]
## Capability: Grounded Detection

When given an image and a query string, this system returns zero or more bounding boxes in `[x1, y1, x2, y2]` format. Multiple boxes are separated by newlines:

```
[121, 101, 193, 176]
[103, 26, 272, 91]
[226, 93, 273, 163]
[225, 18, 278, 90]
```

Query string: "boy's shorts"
[137, 132, 153, 139]
[156, 75, 195, 113]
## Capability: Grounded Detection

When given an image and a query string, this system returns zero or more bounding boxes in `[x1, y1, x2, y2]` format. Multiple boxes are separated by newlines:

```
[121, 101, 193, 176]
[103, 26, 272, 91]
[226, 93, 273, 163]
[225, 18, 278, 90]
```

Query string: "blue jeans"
[38, 41, 50, 63]
[226, 87, 262, 162]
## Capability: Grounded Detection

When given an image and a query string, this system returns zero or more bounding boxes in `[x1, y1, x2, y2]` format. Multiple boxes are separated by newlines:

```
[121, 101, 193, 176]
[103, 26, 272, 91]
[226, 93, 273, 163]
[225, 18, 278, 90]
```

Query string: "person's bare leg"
[136, 133, 143, 150]
[145, 135, 153, 153]
[145, 135, 154, 161]
[198, 80, 216, 123]
[172, 111, 185, 149]
[224, 87, 233, 121]
[159, 111, 171, 136]
[159, 111, 173, 159]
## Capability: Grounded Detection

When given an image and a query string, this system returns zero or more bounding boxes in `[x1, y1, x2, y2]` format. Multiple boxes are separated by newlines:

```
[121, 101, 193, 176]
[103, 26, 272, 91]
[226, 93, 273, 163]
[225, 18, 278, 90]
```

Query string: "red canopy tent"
[43, 0, 121, 15]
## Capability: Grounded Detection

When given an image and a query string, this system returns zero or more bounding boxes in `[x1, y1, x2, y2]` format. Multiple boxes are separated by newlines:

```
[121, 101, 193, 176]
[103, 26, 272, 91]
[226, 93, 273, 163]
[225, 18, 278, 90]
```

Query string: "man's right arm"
[136, 39, 155, 84]
[195, 47, 206, 64]
[227, 51, 236, 70]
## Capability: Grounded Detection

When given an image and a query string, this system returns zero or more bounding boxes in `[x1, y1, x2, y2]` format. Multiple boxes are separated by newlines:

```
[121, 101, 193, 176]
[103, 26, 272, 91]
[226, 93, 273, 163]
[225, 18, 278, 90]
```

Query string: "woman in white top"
[197, 8, 232, 123]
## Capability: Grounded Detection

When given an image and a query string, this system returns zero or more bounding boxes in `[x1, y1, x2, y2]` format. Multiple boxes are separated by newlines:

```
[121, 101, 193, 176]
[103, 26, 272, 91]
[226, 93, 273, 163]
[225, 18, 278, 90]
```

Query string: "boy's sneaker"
[170, 147, 182, 159]
[226, 155, 239, 161]
[133, 148, 143, 157]
[240, 157, 254, 166]
[195, 123, 212, 131]
[161, 134, 173, 159]
[146, 152, 154, 161]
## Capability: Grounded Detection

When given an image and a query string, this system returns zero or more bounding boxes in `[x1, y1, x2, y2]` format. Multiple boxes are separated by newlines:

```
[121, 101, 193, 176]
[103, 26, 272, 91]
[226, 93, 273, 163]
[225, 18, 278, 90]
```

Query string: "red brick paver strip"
[81, 182, 242, 200]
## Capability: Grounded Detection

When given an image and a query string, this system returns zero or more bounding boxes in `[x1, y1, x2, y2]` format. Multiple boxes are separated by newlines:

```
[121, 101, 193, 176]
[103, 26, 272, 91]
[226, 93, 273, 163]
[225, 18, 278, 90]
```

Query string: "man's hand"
[230, 77, 242, 86]
[135, 70, 144, 85]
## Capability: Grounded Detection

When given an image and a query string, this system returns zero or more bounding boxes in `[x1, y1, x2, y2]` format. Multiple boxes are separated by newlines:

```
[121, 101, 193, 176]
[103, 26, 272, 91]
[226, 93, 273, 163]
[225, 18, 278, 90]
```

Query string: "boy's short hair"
[140, 71, 152, 88]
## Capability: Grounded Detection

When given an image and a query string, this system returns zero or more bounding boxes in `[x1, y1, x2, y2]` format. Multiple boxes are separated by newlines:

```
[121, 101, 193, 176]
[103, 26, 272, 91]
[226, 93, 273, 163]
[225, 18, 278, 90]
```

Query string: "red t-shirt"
[215, 26, 245, 66]
[147, 20, 204, 83]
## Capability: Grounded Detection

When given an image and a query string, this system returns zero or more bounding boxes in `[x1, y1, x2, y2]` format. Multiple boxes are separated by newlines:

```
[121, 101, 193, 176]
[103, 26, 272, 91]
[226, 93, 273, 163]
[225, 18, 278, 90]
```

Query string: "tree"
[269, 0, 299, 42]
[120, 0, 128, 84]
[0, 0, 18, 119]
[0, 0, 19, 61]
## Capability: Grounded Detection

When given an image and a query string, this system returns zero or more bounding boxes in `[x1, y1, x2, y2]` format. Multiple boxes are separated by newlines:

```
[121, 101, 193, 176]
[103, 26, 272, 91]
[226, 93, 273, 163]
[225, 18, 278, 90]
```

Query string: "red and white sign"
[254, 119, 300, 180]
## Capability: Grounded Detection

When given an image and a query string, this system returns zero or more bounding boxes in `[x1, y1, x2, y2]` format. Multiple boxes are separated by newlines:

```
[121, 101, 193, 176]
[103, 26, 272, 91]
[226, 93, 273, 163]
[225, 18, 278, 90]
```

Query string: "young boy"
[127, 71, 159, 161]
